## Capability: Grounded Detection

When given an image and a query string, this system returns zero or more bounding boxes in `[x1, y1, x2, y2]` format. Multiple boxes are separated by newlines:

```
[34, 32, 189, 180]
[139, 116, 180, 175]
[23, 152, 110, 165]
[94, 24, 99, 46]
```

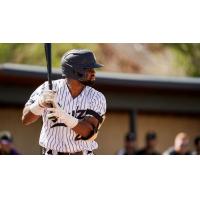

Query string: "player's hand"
[46, 106, 66, 120]
[30, 90, 57, 116]
[38, 90, 56, 108]
[47, 106, 78, 129]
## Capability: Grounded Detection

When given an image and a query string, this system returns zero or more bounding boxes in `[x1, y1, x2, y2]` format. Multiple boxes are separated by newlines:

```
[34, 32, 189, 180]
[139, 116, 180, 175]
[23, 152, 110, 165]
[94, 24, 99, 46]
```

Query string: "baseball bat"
[44, 43, 53, 90]
[44, 43, 57, 122]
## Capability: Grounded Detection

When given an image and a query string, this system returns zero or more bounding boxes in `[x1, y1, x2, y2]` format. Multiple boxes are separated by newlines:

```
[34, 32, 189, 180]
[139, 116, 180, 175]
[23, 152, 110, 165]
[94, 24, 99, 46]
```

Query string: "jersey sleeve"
[25, 82, 48, 106]
[83, 91, 106, 140]
[89, 91, 107, 117]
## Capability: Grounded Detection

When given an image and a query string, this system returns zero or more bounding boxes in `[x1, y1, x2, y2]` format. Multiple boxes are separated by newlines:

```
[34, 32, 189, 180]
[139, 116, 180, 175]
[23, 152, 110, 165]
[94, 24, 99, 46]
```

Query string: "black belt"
[47, 149, 82, 155]
[44, 148, 93, 155]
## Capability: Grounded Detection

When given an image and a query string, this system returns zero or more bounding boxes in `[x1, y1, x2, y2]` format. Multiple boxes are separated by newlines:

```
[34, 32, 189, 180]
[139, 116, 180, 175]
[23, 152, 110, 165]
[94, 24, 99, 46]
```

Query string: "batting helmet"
[61, 49, 103, 81]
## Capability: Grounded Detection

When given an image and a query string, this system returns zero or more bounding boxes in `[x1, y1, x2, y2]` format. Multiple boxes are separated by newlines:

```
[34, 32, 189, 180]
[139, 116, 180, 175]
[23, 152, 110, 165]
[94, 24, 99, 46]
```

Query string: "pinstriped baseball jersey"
[25, 79, 106, 153]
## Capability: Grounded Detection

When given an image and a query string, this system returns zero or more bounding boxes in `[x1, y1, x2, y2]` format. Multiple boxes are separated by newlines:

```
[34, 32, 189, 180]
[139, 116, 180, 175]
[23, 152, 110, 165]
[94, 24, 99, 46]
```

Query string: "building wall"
[137, 112, 200, 153]
[95, 111, 130, 155]
[97, 111, 200, 155]
[0, 107, 41, 154]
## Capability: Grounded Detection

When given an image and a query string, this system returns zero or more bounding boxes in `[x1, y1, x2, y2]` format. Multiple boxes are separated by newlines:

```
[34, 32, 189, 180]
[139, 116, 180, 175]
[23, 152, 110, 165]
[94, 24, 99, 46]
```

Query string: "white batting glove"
[38, 90, 57, 108]
[30, 90, 56, 116]
[47, 107, 78, 128]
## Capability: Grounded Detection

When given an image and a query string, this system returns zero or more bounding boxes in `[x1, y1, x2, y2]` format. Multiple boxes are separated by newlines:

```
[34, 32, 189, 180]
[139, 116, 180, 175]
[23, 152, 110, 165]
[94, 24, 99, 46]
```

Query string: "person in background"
[117, 132, 137, 155]
[163, 132, 191, 155]
[0, 131, 20, 155]
[192, 135, 200, 155]
[137, 131, 160, 155]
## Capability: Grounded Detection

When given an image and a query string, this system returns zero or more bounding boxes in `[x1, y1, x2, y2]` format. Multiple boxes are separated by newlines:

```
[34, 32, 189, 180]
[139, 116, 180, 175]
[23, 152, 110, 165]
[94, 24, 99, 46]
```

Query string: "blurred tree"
[0, 43, 99, 67]
[1, 43, 200, 77]
[165, 44, 200, 77]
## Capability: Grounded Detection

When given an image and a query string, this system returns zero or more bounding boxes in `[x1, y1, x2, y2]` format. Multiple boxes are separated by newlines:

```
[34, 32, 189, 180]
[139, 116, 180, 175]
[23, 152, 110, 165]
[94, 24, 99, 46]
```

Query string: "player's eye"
[85, 68, 95, 73]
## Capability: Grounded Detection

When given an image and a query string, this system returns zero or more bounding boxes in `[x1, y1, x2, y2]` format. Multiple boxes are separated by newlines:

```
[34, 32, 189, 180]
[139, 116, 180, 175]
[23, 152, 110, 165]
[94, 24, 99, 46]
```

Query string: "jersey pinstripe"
[25, 79, 106, 153]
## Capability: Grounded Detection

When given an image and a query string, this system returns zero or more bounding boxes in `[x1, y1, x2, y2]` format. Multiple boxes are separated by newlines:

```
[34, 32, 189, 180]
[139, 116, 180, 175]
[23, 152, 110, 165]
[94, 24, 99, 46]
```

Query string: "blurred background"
[0, 43, 200, 155]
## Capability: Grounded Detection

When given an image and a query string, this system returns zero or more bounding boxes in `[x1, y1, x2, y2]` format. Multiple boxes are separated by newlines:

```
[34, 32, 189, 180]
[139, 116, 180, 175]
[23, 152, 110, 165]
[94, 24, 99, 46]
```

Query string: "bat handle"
[48, 103, 57, 122]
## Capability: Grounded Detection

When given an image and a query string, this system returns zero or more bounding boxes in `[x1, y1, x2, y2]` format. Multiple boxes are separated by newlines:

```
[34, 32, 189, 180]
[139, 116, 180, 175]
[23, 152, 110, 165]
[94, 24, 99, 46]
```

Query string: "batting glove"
[30, 90, 57, 116]
[47, 106, 78, 128]
[39, 90, 57, 108]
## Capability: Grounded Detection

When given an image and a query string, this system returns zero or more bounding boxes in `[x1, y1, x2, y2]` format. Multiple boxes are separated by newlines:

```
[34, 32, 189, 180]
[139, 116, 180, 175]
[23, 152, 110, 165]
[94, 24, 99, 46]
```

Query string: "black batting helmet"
[61, 49, 103, 81]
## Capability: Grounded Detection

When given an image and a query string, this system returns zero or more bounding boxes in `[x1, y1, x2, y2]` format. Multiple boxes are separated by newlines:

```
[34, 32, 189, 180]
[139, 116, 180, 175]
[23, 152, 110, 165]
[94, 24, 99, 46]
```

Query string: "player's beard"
[80, 80, 95, 86]
[80, 71, 96, 86]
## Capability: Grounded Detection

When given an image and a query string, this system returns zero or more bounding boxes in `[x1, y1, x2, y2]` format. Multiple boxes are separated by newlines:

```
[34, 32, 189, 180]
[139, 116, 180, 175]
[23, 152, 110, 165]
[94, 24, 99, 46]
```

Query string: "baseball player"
[22, 49, 106, 155]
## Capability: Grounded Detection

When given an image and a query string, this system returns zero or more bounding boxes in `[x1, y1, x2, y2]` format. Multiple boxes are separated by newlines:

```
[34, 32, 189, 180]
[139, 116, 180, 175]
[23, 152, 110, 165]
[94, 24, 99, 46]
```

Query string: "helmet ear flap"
[64, 67, 85, 80]
[76, 68, 87, 81]
[77, 71, 84, 78]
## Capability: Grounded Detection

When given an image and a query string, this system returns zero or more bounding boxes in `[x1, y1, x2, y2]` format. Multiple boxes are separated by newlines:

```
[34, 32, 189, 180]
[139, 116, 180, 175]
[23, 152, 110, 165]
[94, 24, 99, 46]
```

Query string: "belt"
[47, 149, 83, 155]
[43, 148, 93, 155]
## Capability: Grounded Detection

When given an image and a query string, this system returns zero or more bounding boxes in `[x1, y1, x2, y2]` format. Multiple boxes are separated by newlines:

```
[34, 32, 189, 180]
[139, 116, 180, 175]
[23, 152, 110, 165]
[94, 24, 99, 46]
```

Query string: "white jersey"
[26, 79, 106, 153]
